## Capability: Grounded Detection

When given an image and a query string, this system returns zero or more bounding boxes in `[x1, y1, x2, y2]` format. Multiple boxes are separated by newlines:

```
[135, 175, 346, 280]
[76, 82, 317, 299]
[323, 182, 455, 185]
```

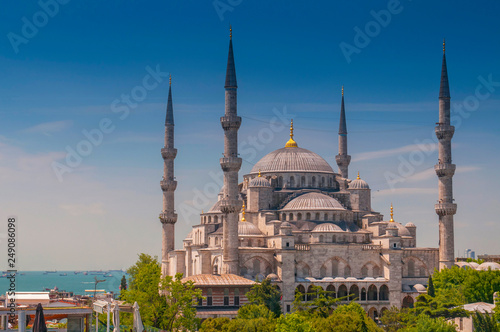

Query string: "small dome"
[238, 222, 264, 236]
[349, 178, 370, 189]
[469, 262, 480, 268]
[405, 222, 416, 228]
[283, 192, 345, 210]
[249, 176, 271, 188]
[266, 273, 280, 281]
[281, 221, 292, 228]
[312, 223, 343, 232]
[455, 262, 472, 269]
[413, 284, 426, 292]
[386, 222, 398, 230]
[208, 200, 222, 213]
[477, 262, 500, 271]
[299, 222, 316, 231]
[387, 222, 411, 236]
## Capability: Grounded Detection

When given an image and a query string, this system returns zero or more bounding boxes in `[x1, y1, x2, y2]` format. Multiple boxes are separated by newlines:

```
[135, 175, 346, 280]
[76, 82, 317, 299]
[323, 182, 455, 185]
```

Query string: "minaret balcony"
[159, 211, 178, 224]
[219, 199, 242, 214]
[161, 148, 177, 160]
[220, 157, 242, 172]
[434, 203, 457, 216]
[160, 179, 177, 191]
[220, 115, 242, 130]
[435, 125, 455, 140]
[335, 154, 351, 165]
[434, 163, 456, 177]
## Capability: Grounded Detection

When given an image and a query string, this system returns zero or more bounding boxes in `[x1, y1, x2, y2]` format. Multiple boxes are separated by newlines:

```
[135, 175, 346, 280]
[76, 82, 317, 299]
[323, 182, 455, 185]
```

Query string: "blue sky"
[0, 1, 499, 270]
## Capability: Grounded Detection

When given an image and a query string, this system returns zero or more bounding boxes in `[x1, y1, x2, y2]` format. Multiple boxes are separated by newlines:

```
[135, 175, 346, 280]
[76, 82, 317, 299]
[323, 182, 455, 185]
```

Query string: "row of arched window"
[295, 284, 389, 302]
[280, 212, 350, 222]
[273, 175, 336, 189]
[202, 215, 222, 224]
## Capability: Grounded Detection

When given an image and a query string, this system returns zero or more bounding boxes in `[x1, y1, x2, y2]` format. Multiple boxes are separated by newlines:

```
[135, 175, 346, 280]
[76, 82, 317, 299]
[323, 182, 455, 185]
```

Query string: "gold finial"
[230, 25, 232, 39]
[169, 74, 171, 86]
[357, 171, 360, 180]
[443, 38, 445, 54]
[241, 202, 246, 222]
[202, 209, 204, 214]
[285, 119, 298, 148]
[389, 203, 394, 222]
[258, 169, 261, 177]
[342, 85, 344, 96]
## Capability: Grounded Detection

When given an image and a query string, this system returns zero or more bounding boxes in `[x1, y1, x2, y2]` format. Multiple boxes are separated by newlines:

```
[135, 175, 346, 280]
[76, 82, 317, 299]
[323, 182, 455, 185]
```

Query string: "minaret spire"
[159, 76, 178, 277]
[335, 85, 351, 179]
[220, 28, 242, 274]
[434, 40, 456, 270]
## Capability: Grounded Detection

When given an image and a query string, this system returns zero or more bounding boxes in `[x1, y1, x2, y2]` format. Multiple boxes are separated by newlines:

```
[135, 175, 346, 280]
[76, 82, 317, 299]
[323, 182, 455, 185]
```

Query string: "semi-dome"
[282, 192, 345, 210]
[312, 223, 343, 232]
[238, 222, 264, 236]
[477, 262, 500, 271]
[250, 147, 334, 174]
[208, 200, 222, 213]
[249, 176, 271, 188]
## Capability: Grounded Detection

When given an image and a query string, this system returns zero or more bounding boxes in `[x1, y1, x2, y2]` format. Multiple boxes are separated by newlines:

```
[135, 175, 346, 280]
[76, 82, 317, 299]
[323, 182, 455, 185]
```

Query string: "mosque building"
[157, 31, 462, 319]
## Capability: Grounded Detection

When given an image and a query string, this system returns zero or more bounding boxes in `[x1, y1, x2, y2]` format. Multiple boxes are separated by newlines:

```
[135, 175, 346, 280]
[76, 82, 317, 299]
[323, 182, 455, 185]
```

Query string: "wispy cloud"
[59, 203, 106, 217]
[352, 143, 438, 162]
[22, 120, 73, 136]
[406, 165, 481, 183]
[375, 188, 437, 196]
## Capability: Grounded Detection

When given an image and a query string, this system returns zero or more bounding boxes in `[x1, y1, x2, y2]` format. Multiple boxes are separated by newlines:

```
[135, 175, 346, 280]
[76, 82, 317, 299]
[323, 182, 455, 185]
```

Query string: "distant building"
[158, 33, 461, 319]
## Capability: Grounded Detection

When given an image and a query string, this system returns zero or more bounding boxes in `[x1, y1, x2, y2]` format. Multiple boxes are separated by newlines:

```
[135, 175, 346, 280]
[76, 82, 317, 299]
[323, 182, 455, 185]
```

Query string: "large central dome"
[250, 147, 334, 174]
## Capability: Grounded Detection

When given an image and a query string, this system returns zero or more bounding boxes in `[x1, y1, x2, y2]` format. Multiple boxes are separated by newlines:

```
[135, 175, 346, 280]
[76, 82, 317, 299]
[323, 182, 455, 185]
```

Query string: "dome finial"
[390, 203, 394, 222]
[241, 202, 246, 222]
[258, 169, 261, 177]
[443, 38, 445, 54]
[342, 85, 344, 96]
[285, 119, 298, 148]
[169, 74, 171, 86]
[230, 25, 232, 40]
[357, 171, 360, 180]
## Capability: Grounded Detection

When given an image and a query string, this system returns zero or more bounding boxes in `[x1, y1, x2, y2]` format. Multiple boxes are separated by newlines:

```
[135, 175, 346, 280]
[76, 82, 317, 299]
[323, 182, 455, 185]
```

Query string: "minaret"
[220, 26, 242, 274]
[335, 86, 351, 178]
[159, 75, 178, 277]
[434, 40, 457, 270]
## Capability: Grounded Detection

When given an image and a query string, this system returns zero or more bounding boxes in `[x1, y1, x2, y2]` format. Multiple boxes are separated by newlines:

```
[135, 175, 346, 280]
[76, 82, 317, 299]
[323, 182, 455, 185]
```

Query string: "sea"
[0, 271, 127, 296]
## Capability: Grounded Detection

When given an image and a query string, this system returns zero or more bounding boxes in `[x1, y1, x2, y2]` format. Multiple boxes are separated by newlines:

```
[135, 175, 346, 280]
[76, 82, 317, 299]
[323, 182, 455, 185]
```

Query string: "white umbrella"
[112, 303, 120, 332]
[132, 302, 144, 332]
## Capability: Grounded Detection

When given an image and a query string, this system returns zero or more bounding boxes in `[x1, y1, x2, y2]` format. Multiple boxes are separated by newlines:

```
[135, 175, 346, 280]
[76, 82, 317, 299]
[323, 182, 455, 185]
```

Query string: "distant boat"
[104, 274, 113, 277]
[109, 269, 123, 272]
[74, 271, 81, 274]
[83, 272, 88, 275]
[46, 270, 57, 273]
[60, 273, 67, 276]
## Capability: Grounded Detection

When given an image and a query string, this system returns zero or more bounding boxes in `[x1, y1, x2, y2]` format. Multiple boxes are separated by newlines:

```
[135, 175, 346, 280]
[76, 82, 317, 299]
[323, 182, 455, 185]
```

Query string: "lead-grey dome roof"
[250, 147, 334, 174]
[239, 222, 264, 236]
[312, 223, 343, 232]
[282, 192, 345, 210]
[249, 176, 271, 188]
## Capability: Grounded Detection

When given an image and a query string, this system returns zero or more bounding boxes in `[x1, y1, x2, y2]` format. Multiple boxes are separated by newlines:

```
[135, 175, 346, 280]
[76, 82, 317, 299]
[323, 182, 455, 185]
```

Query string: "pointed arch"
[349, 284, 359, 301]
[367, 284, 377, 301]
[379, 284, 389, 301]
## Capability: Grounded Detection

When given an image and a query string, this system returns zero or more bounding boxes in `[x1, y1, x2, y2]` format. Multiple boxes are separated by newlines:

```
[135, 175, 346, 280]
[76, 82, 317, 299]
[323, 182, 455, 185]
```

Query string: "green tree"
[236, 304, 274, 320]
[275, 312, 314, 332]
[414, 294, 468, 319]
[246, 277, 282, 317]
[199, 317, 230, 332]
[292, 285, 341, 317]
[427, 275, 435, 297]
[400, 314, 457, 332]
[472, 311, 500, 332]
[120, 253, 202, 331]
[120, 275, 127, 290]
[379, 306, 417, 332]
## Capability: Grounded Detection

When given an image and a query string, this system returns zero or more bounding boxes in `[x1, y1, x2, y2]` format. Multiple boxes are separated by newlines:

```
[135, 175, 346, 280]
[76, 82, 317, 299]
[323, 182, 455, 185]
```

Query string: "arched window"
[407, 259, 415, 277]
[289, 213, 294, 221]
[301, 176, 306, 187]
[207, 288, 213, 306]
[282, 213, 286, 221]
[326, 285, 336, 298]
[320, 265, 327, 277]
[214, 216, 218, 223]
[337, 284, 348, 299]
[402, 296, 414, 308]
[319, 235, 324, 243]
[306, 212, 311, 220]
[278, 176, 283, 188]
[379, 285, 389, 301]
[312, 176, 316, 187]
[361, 288, 367, 301]
[321, 177, 325, 187]
[296, 285, 306, 301]
[345, 265, 351, 277]
[224, 288, 230, 306]
[253, 259, 260, 274]
[315, 213, 320, 220]
[208, 216, 212, 223]
[368, 285, 377, 301]
[307, 285, 317, 301]
[324, 213, 328, 221]
[215, 237, 219, 246]
[349, 285, 359, 301]
[331, 260, 339, 276]
[361, 266, 368, 278]
[297, 213, 302, 221]
[290, 176, 295, 188]
[373, 266, 380, 277]
[248, 239, 253, 247]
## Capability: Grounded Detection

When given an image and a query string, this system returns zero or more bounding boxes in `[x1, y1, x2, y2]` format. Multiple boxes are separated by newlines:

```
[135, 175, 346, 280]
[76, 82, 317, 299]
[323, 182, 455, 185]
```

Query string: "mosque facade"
[158, 32, 458, 318]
